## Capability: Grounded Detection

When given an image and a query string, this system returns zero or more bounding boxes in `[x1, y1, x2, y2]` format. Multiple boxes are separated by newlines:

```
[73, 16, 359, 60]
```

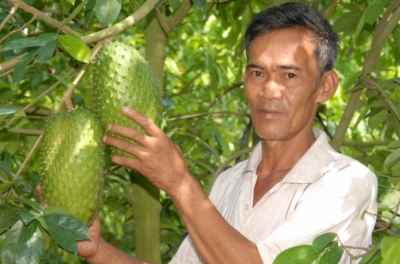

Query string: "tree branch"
[104, 186, 136, 209]
[0, 128, 42, 136]
[7, 0, 81, 37]
[0, 54, 25, 75]
[0, 0, 158, 74]
[187, 157, 215, 175]
[363, 80, 400, 122]
[341, 141, 390, 147]
[167, 111, 250, 121]
[0, 5, 18, 32]
[56, 39, 110, 112]
[165, 0, 192, 33]
[81, 0, 160, 44]
[178, 132, 221, 163]
[331, 0, 400, 151]
[155, 5, 170, 35]
[0, 14, 37, 45]
[5, 69, 76, 128]
[13, 133, 43, 181]
[211, 147, 253, 190]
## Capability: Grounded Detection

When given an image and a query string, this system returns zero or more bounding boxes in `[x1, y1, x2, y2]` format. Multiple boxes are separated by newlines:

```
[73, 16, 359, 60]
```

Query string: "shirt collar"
[242, 129, 335, 184]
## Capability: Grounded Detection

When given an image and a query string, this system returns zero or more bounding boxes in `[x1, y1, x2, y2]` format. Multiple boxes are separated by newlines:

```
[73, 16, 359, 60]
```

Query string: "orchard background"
[0, 0, 399, 263]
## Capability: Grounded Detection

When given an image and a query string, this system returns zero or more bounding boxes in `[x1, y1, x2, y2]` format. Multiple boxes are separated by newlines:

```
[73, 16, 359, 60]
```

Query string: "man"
[77, 2, 377, 263]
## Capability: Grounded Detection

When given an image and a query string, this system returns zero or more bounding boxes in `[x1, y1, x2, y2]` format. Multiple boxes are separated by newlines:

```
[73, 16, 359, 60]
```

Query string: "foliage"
[0, 0, 399, 263]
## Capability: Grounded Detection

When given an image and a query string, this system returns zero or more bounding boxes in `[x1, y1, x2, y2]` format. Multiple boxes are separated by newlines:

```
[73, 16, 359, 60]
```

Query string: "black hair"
[245, 2, 340, 81]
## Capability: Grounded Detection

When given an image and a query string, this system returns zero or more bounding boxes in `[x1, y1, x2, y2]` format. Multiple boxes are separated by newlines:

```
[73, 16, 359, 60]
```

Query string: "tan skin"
[38, 28, 338, 263]
[244, 28, 338, 205]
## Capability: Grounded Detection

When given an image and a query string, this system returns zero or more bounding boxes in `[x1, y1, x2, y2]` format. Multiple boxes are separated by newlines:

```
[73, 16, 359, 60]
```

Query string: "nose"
[260, 79, 282, 100]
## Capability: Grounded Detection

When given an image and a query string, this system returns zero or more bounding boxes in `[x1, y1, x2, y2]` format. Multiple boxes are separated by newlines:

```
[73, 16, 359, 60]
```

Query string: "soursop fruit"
[92, 42, 162, 156]
[40, 107, 104, 226]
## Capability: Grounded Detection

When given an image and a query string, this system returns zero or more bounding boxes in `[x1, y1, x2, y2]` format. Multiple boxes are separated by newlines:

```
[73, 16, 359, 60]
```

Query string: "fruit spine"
[40, 107, 104, 226]
[92, 42, 162, 156]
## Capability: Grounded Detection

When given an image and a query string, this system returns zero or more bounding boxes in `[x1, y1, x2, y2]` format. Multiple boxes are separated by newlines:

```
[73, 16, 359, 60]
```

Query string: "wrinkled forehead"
[247, 27, 318, 57]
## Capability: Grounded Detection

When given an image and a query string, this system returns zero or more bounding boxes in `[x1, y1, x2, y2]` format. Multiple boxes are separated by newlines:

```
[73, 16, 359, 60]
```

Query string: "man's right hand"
[77, 217, 102, 261]
[36, 185, 103, 261]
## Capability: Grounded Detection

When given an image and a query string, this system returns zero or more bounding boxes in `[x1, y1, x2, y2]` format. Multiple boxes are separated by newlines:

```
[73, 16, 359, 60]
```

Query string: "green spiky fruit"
[92, 42, 162, 156]
[40, 108, 104, 226]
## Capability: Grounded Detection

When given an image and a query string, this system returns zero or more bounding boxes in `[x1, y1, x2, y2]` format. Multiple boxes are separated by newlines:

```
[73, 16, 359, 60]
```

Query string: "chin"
[255, 129, 289, 141]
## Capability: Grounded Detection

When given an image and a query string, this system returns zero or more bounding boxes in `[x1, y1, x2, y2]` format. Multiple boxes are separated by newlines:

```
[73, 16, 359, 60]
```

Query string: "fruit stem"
[57, 39, 112, 113]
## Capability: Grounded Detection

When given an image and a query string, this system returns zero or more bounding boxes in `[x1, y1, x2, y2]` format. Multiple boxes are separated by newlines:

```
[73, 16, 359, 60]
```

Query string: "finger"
[103, 135, 142, 157]
[121, 107, 160, 137]
[110, 154, 141, 171]
[35, 185, 49, 207]
[35, 185, 44, 203]
[107, 124, 147, 146]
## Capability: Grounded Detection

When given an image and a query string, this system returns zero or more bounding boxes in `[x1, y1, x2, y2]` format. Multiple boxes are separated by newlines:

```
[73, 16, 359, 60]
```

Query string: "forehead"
[247, 28, 317, 66]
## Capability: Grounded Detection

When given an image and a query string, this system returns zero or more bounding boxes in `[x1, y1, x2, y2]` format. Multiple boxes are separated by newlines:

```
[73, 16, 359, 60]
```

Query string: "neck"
[258, 128, 316, 177]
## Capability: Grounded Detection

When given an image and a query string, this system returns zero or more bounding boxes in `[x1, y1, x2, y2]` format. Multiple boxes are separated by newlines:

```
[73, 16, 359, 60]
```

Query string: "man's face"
[244, 28, 322, 141]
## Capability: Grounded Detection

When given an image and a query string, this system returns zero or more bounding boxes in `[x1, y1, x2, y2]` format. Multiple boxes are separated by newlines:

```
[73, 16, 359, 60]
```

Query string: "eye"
[252, 71, 264, 78]
[284, 72, 296, 79]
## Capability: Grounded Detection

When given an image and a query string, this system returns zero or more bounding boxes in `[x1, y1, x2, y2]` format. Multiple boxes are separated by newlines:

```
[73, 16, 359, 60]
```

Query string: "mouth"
[258, 108, 284, 118]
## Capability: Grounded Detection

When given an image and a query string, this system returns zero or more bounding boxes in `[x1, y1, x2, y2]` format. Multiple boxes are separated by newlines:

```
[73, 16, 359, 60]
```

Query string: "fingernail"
[122, 107, 130, 114]
[103, 136, 107, 142]
[107, 124, 112, 130]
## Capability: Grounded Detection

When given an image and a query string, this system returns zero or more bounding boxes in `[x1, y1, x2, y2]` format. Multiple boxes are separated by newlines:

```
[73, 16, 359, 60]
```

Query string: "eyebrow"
[246, 63, 264, 70]
[246, 63, 302, 71]
[279, 65, 302, 71]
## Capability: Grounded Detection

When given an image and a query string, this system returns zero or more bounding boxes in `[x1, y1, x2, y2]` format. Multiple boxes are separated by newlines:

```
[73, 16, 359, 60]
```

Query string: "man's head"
[243, 3, 340, 141]
[245, 2, 340, 82]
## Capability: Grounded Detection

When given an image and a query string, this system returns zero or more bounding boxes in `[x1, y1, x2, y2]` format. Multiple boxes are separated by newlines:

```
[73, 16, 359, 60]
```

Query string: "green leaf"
[36, 41, 56, 63]
[37, 214, 89, 256]
[0, 107, 19, 116]
[19, 207, 42, 225]
[38, 224, 51, 252]
[381, 237, 400, 264]
[43, 206, 72, 215]
[387, 140, 400, 150]
[353, 13, 366, 45]
[1, 220, 43, 264]
[2, 197, 44, 214]
[0, 181, 17, 194]
[17, 221, 43, 264]
[384, 148, 400, 168]
[318, 251, 336, 264]
[393, 28, 400, 51]
[368, 109, 388, 131]
[1, 220, 23, 264]
[84, 0, 97, 25]
[12, 50, 38, 84]
[2, 37, 45, 51]
[333, 9, 363, 36]
[95, 0, 122, 27]
[62, 0, 88, 27]
[273, 245, 319, 264]
[312, 233, 337, 253]
[36, 33, 58, 42]
[0, 160, 15, 176]
[0, 207, 19, 234]
[327, 241, 343, 263]
[360, 244, 381, 264]
[58, 35, 90, 63]
[192, 0, 206, 10]
[364, 3, 386, 24]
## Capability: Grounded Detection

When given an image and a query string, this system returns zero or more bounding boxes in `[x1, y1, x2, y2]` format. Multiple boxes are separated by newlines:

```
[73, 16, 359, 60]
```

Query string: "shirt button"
[245, 204, 249, 210]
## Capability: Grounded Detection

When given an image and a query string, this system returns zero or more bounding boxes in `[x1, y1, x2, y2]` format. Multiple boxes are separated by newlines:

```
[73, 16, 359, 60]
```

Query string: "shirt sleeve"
[256, 167, 377, 263]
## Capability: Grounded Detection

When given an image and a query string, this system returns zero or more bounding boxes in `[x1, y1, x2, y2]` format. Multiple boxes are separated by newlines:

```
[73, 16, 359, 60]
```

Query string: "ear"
[316, 70, 339, 103]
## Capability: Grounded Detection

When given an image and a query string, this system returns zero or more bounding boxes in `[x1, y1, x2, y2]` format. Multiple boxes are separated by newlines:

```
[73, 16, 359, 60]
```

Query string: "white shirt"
[170, 129, 377, 263]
